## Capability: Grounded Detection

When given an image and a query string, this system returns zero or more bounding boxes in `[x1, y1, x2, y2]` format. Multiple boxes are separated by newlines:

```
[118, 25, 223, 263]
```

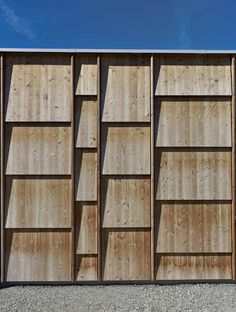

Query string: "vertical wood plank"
[231, 55, 235, 279]
[1, 53, 4, 282]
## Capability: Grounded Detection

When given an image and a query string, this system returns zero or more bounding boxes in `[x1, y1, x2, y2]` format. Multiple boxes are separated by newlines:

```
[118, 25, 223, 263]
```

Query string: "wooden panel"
[75, 55, 97, 95]
[76, 256, 97, 281]
[75, 97, 97, 148]
[5, 231, 71, 281]
[5, 126, 71, 175]
[5, 177, 71, 228]
[102, 230, 151, 280]
[156, 151, 231, 200]
[155, 55, 231, 96]
[102, 125, 150, 175]
[156, 97, 232, 147]
[75, 150, 97, 201]
[155, 254, 232, 280]
[102, 177, 150, 227]
[155, 203, 231, 253]
[75, 202, 97, 254]
[5, 54, 71, 122]
[101, 55, 150, 122]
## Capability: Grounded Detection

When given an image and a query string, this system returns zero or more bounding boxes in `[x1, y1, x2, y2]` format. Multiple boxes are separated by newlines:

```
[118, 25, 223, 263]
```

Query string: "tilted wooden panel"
[5, 54, 71, 121]
[155, 254, 232, 280]
[75, 150, 97, 201]
[5, 231, 71, 281]
[5, 126, 71, 175]
[156, 151, 231, 200]
[75, 202, 97, 254]
[155, 55, 231, 96]
[5, 177, 71, 228]
[102, 177, 150, 227]
[155, 97, 232, 147]
[75, 55, 97, 95]
[102, 125, 150, 174]
[75, 97, 97, 148]
[101, 55, 150, 122]
[102, 230, 151, 280]
[155, 203, 231, 253]
[76, 256, 97, 281]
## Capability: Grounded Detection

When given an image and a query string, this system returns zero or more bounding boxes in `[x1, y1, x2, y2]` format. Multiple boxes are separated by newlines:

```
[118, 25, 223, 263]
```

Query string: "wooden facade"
[0, 50, 235, 282]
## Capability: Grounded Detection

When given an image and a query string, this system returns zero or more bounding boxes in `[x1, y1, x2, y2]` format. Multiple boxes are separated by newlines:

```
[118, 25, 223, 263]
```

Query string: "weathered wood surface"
[75, 55, 97, 95]
[76, 255, 97, 281]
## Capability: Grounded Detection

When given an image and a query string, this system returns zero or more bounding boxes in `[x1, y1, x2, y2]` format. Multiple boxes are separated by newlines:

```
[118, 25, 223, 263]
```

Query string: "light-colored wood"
[102, 177, 150, 227]
[5, 126, 71, 175]
[75, 150, 97, 201]
[76, 255, 97, 281]
[5, 178, 71, 228]
[156, 97, 232, 147]
[5, 54, 71, 121]
[75, 55, 97, 95]
[102, 125, 150, 175]
[155, 254, 232, 280]
[5, 230, 72, 281]
[156, 151, 232, 200]
[75, 202, 97, 254]
[155, 55, 232, 96]
[102, 230, 151, 280]
[75, 97, 97, 148]
[101, 55, 150, 122]
[155, 203, 231, 253]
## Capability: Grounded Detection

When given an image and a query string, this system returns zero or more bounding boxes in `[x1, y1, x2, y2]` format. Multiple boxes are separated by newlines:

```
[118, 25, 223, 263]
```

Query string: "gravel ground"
[0, 284, 236, 312]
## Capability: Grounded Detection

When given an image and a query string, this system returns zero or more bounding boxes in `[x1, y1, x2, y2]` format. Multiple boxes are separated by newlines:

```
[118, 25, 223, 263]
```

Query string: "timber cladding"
[0, 51, 235, 282]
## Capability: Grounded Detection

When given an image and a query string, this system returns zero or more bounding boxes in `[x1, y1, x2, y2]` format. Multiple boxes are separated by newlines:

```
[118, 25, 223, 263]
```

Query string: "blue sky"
[0, 0, 236, 49]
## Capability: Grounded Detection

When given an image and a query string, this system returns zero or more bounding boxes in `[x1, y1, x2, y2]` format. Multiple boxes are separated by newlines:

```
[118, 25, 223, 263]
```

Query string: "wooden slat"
[102, 125, 150, 175]
[76, 255, 98, 281]
[155, 55, 232, 96]
[5, 230, 72, 281]
[155, 97, 232, 147]
[155, 203, 231, 253]
[75, 55, 97, 95]
[5, 177, 71, 228]
[5, 54, 71, 122]
[156, 151, 232, 200]
[5, 126, 71, 175]
[102, 177, 150, 227]
[101, 54, 150, 122]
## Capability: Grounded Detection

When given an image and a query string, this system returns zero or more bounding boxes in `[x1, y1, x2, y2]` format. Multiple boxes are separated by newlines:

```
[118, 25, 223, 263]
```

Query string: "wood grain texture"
[75, 150, 97, 201]
[155, 97, 232, 147]
[75, 55, 97, 95]
[5, 177, 71, 228]
[155, 55, 232, 96]
[155, 203, 231, 253]
[75, 97, 97, 148]
[155, 254, 232, 280]
[102, 125, 150, 175]
[156, 151, 232, 200]
[102, 177, 150, 227]
[101, 55, 150, 122]
[5, 231, 72, 281]
[75, 202, 97, 254]
[76, 255, 97, 281]
[102, 229, 151, 280]
[5, 54, 71, 121]
[5, 126, 71, 175]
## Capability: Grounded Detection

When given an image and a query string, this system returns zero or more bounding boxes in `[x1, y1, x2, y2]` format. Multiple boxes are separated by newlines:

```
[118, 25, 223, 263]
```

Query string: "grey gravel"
[0, 284, 236, 312]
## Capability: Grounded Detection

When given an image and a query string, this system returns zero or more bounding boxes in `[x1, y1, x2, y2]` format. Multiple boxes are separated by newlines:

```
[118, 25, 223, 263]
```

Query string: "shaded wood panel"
[156, 151, 232, 200]
[155, 55, 232, 95]
[5, 231, 71, 281]
[75, 55, 97, 95]
[155, 254, 232, 280]
[102, 125, 150, 175]
[102, 177, 150, 227]
[155, 203, 231, 253]
[155, 97, 232, 147]
[76, 255, 97, 281]
[5, 177, 71, 228]
[5, 54, 71, 121]
[102, 229, 151, 280]
[101, 55, 150, 122]
[5, 126, 71, 175]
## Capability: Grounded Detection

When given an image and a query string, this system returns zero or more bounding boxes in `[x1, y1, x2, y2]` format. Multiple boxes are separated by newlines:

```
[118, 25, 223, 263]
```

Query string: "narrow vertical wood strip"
[231, 55, 235, 279]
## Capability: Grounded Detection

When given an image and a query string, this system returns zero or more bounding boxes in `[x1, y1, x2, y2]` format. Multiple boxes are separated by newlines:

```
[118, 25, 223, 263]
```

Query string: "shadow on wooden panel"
[76, 255, 98, 281]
